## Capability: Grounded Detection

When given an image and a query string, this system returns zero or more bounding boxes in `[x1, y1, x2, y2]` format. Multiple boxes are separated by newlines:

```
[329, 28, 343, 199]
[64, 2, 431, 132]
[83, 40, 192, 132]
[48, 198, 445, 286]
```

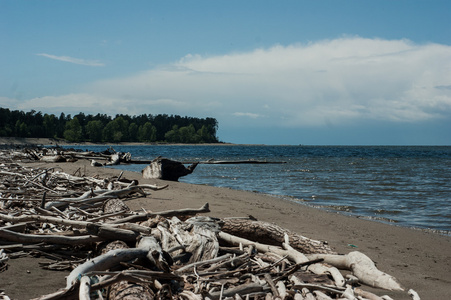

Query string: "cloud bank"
[13, 37, 451, 134]
[36, 53, 105, 66]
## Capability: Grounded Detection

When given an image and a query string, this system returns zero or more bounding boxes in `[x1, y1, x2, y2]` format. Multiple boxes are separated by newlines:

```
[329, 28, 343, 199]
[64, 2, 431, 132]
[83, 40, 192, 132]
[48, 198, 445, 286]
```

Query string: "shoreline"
[0, 158, 450, 299]
[263, 192, 451, 237]
[3, 137, 449, 236]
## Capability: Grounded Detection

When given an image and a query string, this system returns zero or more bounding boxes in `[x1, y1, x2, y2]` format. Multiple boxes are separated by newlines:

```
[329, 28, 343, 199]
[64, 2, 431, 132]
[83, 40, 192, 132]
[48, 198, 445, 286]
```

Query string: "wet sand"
[0, 147, 450, 299]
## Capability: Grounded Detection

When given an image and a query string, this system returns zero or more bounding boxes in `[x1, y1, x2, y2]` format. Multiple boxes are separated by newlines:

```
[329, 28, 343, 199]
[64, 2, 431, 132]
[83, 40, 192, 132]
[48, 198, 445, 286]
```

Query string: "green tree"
[137, 122, 157, 142]
[164, 125, 181, 143]
[179, 124, 200, 143]
[63, 117, 82, 142]
[198, 124, 216, 143]
[128, 123, 138, 141]
[43, 114, 57, 138]
[103, 117, 129, 142]
[15, 120, 28, 137]
[85, 120, 104, 142]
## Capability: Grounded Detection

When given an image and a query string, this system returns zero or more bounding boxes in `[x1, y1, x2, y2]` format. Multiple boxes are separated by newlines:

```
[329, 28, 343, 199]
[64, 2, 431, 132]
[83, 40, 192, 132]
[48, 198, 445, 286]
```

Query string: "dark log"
[197, 159, 286, 164]
[142, 157, 198, 181]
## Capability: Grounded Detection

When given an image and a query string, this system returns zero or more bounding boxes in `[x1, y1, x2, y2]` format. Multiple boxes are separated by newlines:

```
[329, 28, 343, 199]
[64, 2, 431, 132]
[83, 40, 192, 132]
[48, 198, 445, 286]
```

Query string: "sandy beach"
[0, 142, 450, 299]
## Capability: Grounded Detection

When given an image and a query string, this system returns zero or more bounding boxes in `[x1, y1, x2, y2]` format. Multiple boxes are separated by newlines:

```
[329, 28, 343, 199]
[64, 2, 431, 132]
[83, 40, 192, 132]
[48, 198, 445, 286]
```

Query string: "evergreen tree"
[85, 120, 104, 142]
[63, 117, 82, 142]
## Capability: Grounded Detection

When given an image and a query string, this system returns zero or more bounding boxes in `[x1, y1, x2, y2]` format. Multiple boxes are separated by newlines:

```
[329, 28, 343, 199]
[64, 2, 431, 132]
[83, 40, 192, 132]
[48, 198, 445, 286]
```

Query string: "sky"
[1, 1, 451, 145]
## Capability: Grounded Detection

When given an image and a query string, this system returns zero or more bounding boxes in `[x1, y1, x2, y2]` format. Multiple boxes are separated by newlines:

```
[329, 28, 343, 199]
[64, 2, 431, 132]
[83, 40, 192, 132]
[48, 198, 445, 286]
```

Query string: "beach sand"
[0, 153, 450, 299]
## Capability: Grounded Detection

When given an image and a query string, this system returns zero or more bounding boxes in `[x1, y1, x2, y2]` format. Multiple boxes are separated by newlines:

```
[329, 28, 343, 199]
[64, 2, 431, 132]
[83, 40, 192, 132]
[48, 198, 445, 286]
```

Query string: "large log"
[221, 218, 335, 254]
[142, 157, 198, 181]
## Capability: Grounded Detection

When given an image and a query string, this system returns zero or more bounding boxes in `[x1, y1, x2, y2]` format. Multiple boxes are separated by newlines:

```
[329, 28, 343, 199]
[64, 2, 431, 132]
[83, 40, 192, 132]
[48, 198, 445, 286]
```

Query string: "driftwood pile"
[0, 148, 419, 300]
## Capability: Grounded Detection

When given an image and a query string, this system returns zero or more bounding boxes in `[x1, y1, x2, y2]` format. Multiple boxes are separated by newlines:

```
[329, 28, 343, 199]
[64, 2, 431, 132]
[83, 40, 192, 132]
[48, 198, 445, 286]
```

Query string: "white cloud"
[233, 112, 263, 119]
[36, 53, 105, 66]
[12, 37, 451, 130]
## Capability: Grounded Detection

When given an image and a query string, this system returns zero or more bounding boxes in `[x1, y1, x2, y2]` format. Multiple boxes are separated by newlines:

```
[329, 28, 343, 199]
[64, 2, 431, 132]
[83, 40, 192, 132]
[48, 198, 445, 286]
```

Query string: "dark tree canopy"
[0, 108, 219, 143]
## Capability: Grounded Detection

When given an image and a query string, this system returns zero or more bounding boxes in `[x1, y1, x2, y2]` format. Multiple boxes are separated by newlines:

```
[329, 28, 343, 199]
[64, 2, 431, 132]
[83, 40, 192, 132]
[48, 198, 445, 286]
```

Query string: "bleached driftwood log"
[306, 251, 404, 291]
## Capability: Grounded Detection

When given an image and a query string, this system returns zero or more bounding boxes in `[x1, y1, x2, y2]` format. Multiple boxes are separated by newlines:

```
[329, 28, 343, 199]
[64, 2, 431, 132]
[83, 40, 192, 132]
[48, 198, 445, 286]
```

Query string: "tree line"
[0, 108, 219, 143]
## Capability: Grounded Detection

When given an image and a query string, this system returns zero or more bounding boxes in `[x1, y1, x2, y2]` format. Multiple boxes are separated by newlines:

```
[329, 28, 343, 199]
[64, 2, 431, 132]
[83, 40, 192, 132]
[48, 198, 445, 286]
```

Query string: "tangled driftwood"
[0, 147, 418, 299]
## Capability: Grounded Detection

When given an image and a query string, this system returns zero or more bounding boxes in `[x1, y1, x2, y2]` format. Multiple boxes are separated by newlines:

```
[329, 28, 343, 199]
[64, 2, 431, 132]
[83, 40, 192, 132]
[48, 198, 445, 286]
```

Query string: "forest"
[0, 108, 219, 143]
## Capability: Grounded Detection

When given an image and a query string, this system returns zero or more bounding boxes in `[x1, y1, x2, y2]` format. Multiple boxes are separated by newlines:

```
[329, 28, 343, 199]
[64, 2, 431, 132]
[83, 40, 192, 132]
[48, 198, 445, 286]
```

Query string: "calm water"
[66, 145, 451, 234]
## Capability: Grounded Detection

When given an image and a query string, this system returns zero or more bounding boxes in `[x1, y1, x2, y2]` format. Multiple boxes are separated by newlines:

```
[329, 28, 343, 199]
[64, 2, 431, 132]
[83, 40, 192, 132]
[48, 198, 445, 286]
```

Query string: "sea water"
[65, 145, 451, 235]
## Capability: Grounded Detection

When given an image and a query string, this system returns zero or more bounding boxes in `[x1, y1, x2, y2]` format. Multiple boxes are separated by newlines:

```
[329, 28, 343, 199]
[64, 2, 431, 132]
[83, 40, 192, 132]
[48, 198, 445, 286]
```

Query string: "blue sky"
[1, 1, 450, 145]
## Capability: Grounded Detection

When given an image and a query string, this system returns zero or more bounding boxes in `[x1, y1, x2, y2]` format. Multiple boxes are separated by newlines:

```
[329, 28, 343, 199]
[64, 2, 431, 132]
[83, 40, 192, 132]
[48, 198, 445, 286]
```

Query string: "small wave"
[358, 215, 399, 223]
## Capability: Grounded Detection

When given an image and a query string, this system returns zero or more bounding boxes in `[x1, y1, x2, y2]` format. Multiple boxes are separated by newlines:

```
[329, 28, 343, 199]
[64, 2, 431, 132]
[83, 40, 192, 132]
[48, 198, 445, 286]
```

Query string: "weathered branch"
[0, 228, 102, 245]
[109, 203, 210, 224]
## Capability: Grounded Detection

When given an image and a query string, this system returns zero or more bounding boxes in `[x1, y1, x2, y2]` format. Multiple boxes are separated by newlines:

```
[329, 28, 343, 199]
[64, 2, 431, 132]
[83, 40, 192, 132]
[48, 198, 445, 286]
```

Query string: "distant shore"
[0, 137, 235, 147]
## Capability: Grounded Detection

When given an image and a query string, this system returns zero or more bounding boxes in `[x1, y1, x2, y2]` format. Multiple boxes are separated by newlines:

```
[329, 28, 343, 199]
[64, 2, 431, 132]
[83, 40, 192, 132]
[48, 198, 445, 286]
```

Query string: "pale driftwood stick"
[78, 276, 91, 300]
[178, 291, 202, 300]
[113, 222, 152, 234]
[136, 183, 169, 190]
[31, 285, 79, 300]
[0, 222, 29, 232]
[86, 223, 139, 242]
[0, 170, 27, 177]
[24, 177, 61, 195]
[174, 253, 233, 274]
[408, 289, 421, 300]
[34, 207, 59, 217]
[276, 281, 287, 299]
[109, 202, 211, 224]
[0, 228, 102, 245]
[306, 251, 404, 291]
[313, 290, 333, 299]
[206, 282, 270, 300]
[44, 190, 94, 209]
[353, 288, 385, 300]
[264, 273, 279, 297]
[51, 172, 104, 185]
[87, 210, 129, 222]
[204, 252, 249, 272]
[0, 213, 90, 228]
[291, 283, 345, 296]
